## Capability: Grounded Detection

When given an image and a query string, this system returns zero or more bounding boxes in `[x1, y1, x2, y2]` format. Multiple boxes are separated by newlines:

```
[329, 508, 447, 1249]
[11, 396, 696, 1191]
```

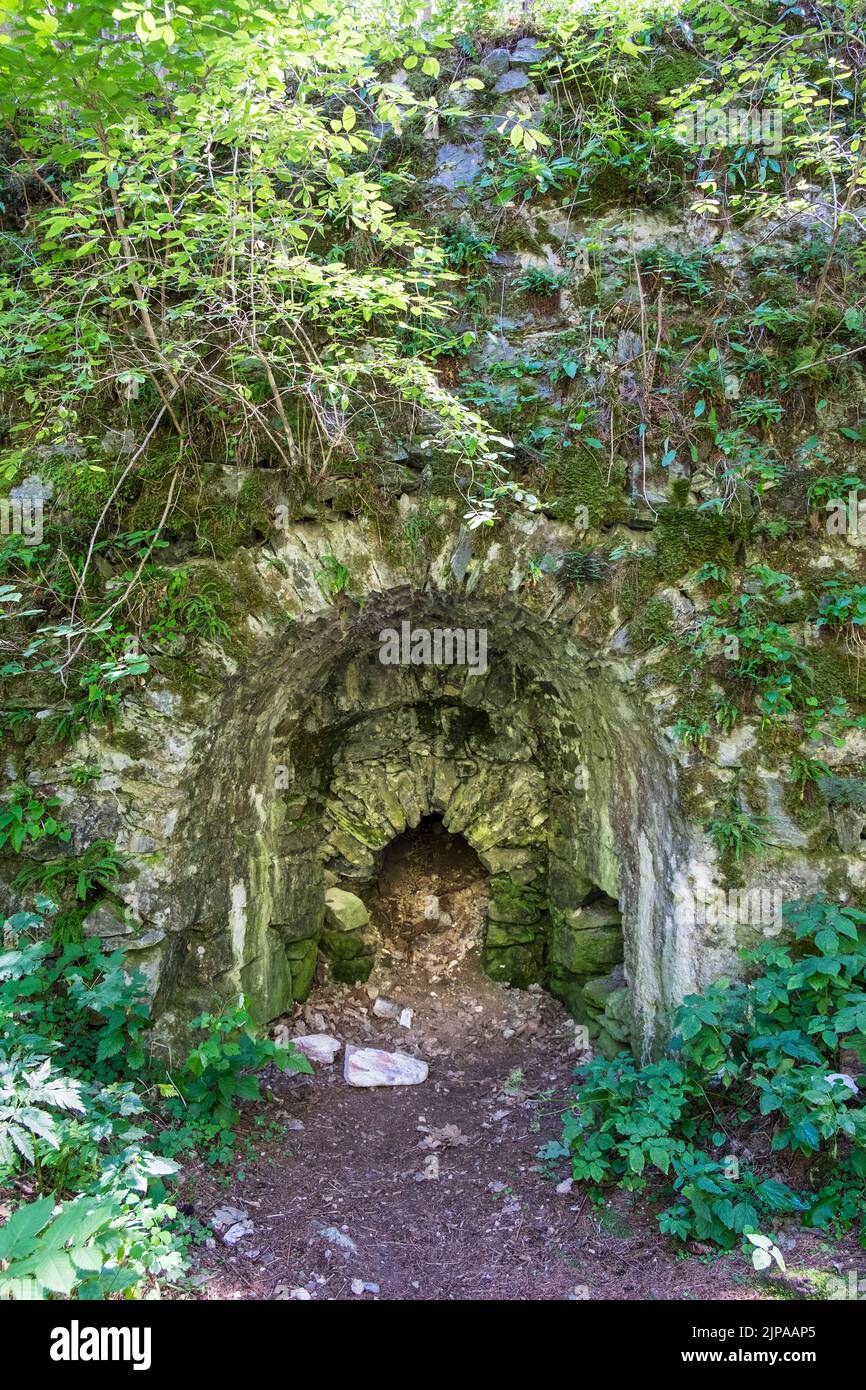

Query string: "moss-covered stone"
[482, 941, 543, 988]
[544, 446, 629, 526]
[485, 917, 542, 946]
[615, 53, 707, 114]
[285, 937, 318, 1000]
[487, 875, 545, 923]
[320, 926, 374, 960]
[330, 953, 375, 985]
[548, 968, 591, 1019]
[654, 505, 736, 581]
[593, 1025, 628, 1060]
[549, 906, 624, 974]
[630, 596, 674, 649]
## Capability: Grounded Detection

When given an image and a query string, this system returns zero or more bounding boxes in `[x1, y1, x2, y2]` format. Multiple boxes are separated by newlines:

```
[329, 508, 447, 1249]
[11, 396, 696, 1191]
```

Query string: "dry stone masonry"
[3, 31, 865, 1065]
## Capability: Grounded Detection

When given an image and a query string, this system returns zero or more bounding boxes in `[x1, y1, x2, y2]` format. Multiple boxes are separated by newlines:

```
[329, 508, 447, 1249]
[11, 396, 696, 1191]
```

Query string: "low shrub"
[546, 897, 866, 1252]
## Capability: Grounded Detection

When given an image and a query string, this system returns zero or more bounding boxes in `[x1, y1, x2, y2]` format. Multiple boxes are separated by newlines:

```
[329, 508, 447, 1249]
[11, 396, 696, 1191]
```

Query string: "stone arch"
[141, 586, 703, 1057]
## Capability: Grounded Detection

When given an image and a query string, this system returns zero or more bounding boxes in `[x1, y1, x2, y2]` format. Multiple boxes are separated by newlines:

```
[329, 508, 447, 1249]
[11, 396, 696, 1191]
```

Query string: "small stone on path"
[293, 1034, 342, 1064]
[319, 1225, 358, 1254]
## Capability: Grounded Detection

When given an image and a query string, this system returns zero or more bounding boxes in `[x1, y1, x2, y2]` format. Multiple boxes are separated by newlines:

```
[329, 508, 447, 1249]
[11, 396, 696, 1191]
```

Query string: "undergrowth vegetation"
[548, 898, 866, 1255]
[2, 0, 866, 1303]
[0, 908, 310, 1298]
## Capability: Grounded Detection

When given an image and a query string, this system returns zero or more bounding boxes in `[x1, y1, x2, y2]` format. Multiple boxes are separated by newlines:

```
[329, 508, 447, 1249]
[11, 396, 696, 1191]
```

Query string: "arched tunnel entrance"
[148, 587, 707, 1060]
[363, 816, 490, 975]
[318, 813, 628, 1057]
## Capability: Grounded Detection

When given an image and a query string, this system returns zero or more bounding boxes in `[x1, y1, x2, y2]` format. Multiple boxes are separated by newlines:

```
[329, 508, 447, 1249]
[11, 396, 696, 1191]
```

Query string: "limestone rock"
[569, 902, 623, 931]
[222, 1219, 254, 1246]
[550, 914, 624, 974]
[372, 997, 400, 1019]
[211, 1204, 248, 1231]
[211, 1205, 254, 1245]
[421, 893, 451, 927]
[343, 1044, 428, 1087]
[319, 1225, 358, 1254]
[715, 723, 758, 768]
[430, 141, 485, 195]
[494, 69, 530, 94]
[449, 527, 475, 582]
[510, 39, 549, 65]
[481, 47, 511, 75]
[826, 1072, 860, 1095]
[582, 968, 624, 1009]
[324, 887, 369, 932]
[831, 803, 866, 853]
[292, 1033, 342, 1064]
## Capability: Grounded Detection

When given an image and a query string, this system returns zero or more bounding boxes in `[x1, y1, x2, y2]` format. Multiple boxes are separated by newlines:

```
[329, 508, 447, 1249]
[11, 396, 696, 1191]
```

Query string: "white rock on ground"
[292, 1033, 342, 1064]
[319, 1226, 358, 1254]
[211, 1204, 252, 1246]
[350, 1277, 380, 1296]
[372, 997, 400, 1019]
[211, 1204, 246, 1226]
[343, 1044, 428, 1087]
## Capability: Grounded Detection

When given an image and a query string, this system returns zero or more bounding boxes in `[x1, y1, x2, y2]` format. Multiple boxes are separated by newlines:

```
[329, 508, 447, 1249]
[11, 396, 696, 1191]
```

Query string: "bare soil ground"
[179, 826, 860, 1302]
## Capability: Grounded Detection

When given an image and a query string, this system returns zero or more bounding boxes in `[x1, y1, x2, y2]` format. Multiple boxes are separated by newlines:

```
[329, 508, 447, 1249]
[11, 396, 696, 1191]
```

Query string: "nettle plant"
[547, 897, 866, 1253]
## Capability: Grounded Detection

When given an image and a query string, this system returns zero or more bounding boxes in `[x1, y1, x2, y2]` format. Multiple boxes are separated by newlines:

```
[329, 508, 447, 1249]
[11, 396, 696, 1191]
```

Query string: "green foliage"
[12, 840, 128, 904]
[0, 924, 181, 1298]
[818, 577, 866, 631]
[0, 932, 150, 1076]
[69, 764, 103, 787]
[439, 221, 496, 272]
[149, 569, 231, 645]
[512, 266, 567, 298]
[791, 755, 832, 800]
[672, 717, 710, 751]
[0, 1189, 177, 1300]
[0, 915, 317, 1296]
[0, 0, 526, 734]
[706, 804, 768, 860]
[168, 1004, 313, 1131]
[556, 548, 609, 588]
[52, 655, 148, 742]
[819, 775, 866, 808]
[549, 897, 866, 1252]
[0, 1051, 84, 1169]
[693, 590, 814, 723]
[807, 472, 865, 508]
[638, 246, 713, 300]
[317, 554, 352, 598]
[0, 787, 71, 853]
[479, 149, 580, 206]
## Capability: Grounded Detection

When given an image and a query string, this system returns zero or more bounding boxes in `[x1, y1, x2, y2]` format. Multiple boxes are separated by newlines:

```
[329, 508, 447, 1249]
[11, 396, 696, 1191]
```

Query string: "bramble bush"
[546, 897, 866, 1252]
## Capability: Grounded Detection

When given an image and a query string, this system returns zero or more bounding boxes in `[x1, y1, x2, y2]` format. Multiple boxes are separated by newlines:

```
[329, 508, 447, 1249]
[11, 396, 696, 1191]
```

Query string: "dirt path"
[180, 827, 858, 1302]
